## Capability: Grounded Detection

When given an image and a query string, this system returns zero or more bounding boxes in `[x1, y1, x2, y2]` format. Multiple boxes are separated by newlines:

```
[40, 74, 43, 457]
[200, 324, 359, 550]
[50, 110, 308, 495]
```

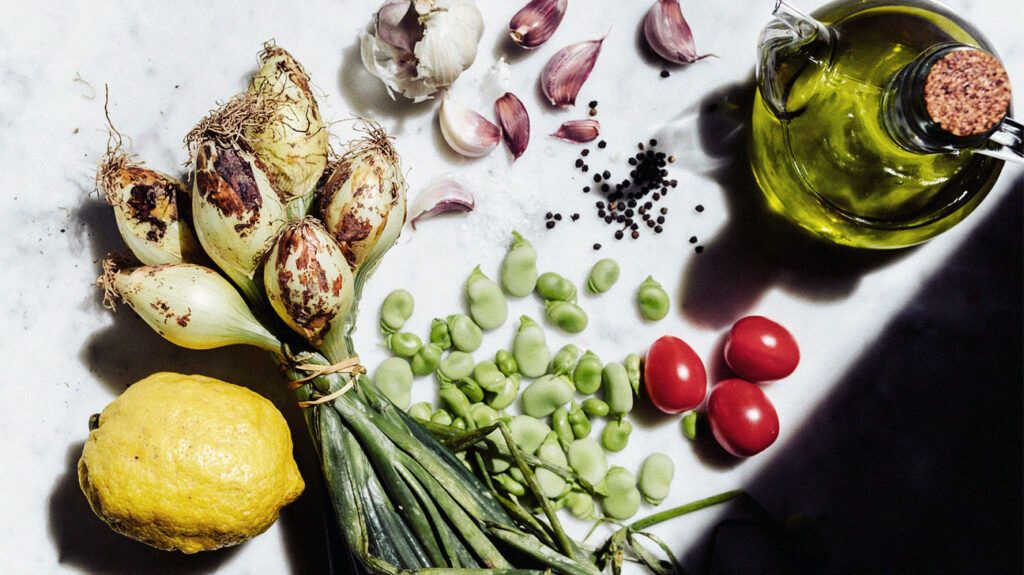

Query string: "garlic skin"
[644, 0, 710, 65]
[248, 44, 329, 206]
[104, 261, 281, 352]
[540, 38, 604, 107]
[439, 95, 501, 158]
[494, 92, 530, 160]
[191, 139, 287, 299]
[509, 0, 567, 49]
[551, 119, 600, 143]
[361, 0, 484, 102]
[97, 154, 201, 266]
[264, 218, 355, 350]
[409, 175, 475, 228]
[318, 123, 407, 274]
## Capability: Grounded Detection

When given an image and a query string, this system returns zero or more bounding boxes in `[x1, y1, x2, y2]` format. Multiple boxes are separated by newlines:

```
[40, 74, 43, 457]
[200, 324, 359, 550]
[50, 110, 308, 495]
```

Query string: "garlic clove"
[540, 38, 604, 107]
[409, 175, 475, 228]
[550, 119, 601, 143]
[494, 92, 531, 160]
[439, 95, 502, 158]
[643, 0, 711, 65]
[509, 0, 568, 49]
[376, 0, 422, 53]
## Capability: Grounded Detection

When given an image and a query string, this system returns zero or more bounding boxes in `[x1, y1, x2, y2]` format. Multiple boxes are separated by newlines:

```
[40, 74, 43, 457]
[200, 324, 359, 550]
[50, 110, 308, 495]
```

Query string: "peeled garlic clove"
[264, 218, 355, 350]
[644, 0, 711, 65]
[191, 138, 287, 292]
[409, 175, 475, 228]
[376, 0, 422, 53]
[540, 38, 604, 107]
[248, 44, 329, 204]
[97, 153, 202, 266]
[550, 119, 601, 143]
[495, 92, 530, 160]
[318, 121, 407, 273]
[101, 261, 281, 352]
[509, 0, 568, 49]
[439, 95, 501, 158]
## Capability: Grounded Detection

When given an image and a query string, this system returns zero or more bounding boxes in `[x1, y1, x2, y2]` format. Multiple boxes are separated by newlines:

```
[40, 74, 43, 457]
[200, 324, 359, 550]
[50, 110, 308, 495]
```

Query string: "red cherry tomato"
[724, 316, 800, 382]
[644, 336, 707, 414]
[707, 379, 779, 457]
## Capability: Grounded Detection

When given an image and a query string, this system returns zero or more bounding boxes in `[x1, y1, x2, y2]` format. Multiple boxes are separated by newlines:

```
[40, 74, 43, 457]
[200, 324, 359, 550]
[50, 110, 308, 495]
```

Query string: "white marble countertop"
[1, 0, 1021, 573]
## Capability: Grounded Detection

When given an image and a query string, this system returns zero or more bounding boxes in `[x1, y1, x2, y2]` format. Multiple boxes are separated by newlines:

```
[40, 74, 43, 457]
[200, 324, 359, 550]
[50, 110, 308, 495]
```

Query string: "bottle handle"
[978, 117, 1024, 164]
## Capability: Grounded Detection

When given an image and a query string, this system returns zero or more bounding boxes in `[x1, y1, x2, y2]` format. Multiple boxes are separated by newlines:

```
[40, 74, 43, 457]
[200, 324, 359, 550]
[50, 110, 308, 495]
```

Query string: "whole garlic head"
[361, 0, 484, 102]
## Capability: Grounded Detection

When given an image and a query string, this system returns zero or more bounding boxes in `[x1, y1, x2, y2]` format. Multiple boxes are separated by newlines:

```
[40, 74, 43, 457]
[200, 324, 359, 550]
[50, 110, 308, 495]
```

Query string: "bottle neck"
[884, 44, 1007, 154]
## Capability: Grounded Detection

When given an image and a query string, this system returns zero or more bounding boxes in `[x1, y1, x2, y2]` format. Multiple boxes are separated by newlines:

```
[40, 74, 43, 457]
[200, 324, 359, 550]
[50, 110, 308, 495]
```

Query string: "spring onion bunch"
[96, 43, 612, 575]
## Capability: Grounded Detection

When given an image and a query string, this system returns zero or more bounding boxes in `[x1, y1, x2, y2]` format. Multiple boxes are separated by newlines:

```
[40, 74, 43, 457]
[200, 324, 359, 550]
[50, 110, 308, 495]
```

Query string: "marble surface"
[1, 0, 1021, 573]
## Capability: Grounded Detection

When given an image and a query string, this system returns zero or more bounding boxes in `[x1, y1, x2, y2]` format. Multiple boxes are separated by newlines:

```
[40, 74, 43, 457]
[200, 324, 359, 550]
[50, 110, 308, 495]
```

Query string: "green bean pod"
[581, 398, 610, 418]
[637, 452, 675, 505]
[486, 374, 521, 410]
[512, 315, 551, 378]
[536, 271, 577, 302]
[387, 331, 422, 358]
[602, 362, 634, 415]
[438, 350, 475, 383]
[447, 313, 483, 352]
[567, 402, 591, 439]
[548, 344, 581, 376]
[624, 352, 641, 395]
[372, 357, 414, 409]
[573, 351, 603, 395]
[637, 275, 670, 321]
[379, 289, 414, 333]
[410, 342, 443, 376]
[429, 318, 452, 349]
[544, 300, 588, 334]
[520, 374, 574, 418]
[600, 418, 633, 452]
[500, 231, 538, 297]
[466, 266, 508, 330]
[495, 349, 518, 376]
[586, 258, 620, 294]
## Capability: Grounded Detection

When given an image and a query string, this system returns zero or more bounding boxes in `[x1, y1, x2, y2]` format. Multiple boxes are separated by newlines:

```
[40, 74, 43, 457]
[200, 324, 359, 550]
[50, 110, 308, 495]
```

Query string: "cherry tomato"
[724, 316, 800, 382]
[644, 336, 707, 414]
[706, 379, 779, 457]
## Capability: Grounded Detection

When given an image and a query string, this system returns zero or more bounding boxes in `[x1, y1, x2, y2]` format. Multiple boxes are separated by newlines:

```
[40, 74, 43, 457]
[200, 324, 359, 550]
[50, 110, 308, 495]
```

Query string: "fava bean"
[489, 415, 551, 457]
[452, 417, 467, 430]
[473, 360, 505, 392]
[410, 343, 443, 376]
[501, 231, 538, 297]
[567, 402, 591, 439]
[447, 314, 483, 352]
[471, 403, 500, 428]
[581, 398, 610, 418]
[602, 362, 634, 415]
[512, 316, 551, 378]
[439, 382, 473, 422]
[552, 407, 574, 451]
[573, 351, 603, 394]
[485, 374, 521, 410]
[544, 300, 588, 334]
[493, 473, 527, 497]
[625, 353, 641, 395]
[600, 418, 633, 452]
[373, 357, 413, 409]
[430, 409, 453, 426]
[380, 289, 414, 333]
[599, 466, 641, 520]
[439, 351, 475, 382]
[638, 453, 675, 505]
[407, 401, 433, 421]
[456, 379, 484, 403]
[637, 276, 670, 321]
[565, 491, 595, 519]
[495, 349, 518, 376]
[567, 438, 608, 486]
[536, 438, 569, 498]
[520, 374, 574, 418]
[586, 258, 620, 294]
[388, 331, 422, 358]
[682, 411, 700, 440]
[430, 318, 452, 349]
[466, 266, 508, 330]
[548, 344, 581, 376]
[536, 271, 577, 302]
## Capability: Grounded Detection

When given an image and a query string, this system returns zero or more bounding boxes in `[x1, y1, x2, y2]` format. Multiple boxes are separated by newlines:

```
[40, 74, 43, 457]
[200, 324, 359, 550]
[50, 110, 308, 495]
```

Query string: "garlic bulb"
[263, 218, 355, 353]
[102, 261, 281, 352]
[360, 0, 484, 102]
[439, 94, 501, 157]
[318, 122, 407, 274]
[247, 43, 329, 205]
[97, 152, 201, 265]
[191, 138, 287, 299]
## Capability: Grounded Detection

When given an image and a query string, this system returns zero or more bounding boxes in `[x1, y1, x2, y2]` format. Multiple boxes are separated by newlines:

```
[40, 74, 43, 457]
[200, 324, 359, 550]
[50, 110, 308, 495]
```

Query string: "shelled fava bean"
[380, 289, 414, 333]
[430, 318, 452, 349]
[486, 373, 520, 410]
[411, 343, 443, 375]
[545, 300, 588, 333]
[624, 353, 641, 394]
[388, 332, 422, 358]
[501, 231, 538, 297]
[637, 453, 674, 505]
[552, 407, 574, 451]
[447, 314, 483, 352]
[573, 351, 603, 394]
[567, 438, 608, 486]
[521, 374, 574, 418]
[587, 258, 620, 294]
[495, 349, 518, 376]
[637, 276, 670, 321]
[439, 351, 474, 382]
[548, 344, 580, 376]
[535, 437, 569, 498]
[373, 357, 413, 409]
[466, 266, 508, 330]
[513, 316, 551, 378]
[599, 466, 641, 520]
[473, 360, 505, 392]
[536, 272, 577, 302]
[601, 418, 633, 452]
[564, 491, 595, 519]
[581, 398, 610, 417]
[602, 362, 634, 415]
[567, 402, 591, 439]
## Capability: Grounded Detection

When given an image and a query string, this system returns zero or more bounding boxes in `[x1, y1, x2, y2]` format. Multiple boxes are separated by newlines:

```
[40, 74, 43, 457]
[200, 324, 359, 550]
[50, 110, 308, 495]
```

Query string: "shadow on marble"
[337, 39, 434, 133]
[676, 77, 914, 329]
[677, 184, 1024, 573]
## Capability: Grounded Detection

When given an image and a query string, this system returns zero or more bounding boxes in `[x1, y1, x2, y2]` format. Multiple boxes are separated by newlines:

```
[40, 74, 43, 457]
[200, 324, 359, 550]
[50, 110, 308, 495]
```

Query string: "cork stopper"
[924, 49, 1011, 137]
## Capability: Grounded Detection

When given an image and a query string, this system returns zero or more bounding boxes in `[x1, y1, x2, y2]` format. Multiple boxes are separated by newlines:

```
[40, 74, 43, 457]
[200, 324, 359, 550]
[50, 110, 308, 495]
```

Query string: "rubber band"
[288, 356, 364, 388]
[297, 379, 355, 408]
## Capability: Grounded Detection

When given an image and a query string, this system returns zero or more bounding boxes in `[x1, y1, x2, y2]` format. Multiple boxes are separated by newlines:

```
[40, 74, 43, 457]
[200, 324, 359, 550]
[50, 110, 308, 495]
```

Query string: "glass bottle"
[751, 0, 1021, 249]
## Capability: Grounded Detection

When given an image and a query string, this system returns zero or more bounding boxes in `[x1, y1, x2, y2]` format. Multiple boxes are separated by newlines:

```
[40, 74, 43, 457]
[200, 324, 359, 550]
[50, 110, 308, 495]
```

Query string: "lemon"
[78, 372, 305, 553]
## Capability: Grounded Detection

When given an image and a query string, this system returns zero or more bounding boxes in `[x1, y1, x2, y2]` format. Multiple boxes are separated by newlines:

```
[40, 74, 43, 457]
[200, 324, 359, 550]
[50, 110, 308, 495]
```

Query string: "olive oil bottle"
[751, 0, 1020, 249]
